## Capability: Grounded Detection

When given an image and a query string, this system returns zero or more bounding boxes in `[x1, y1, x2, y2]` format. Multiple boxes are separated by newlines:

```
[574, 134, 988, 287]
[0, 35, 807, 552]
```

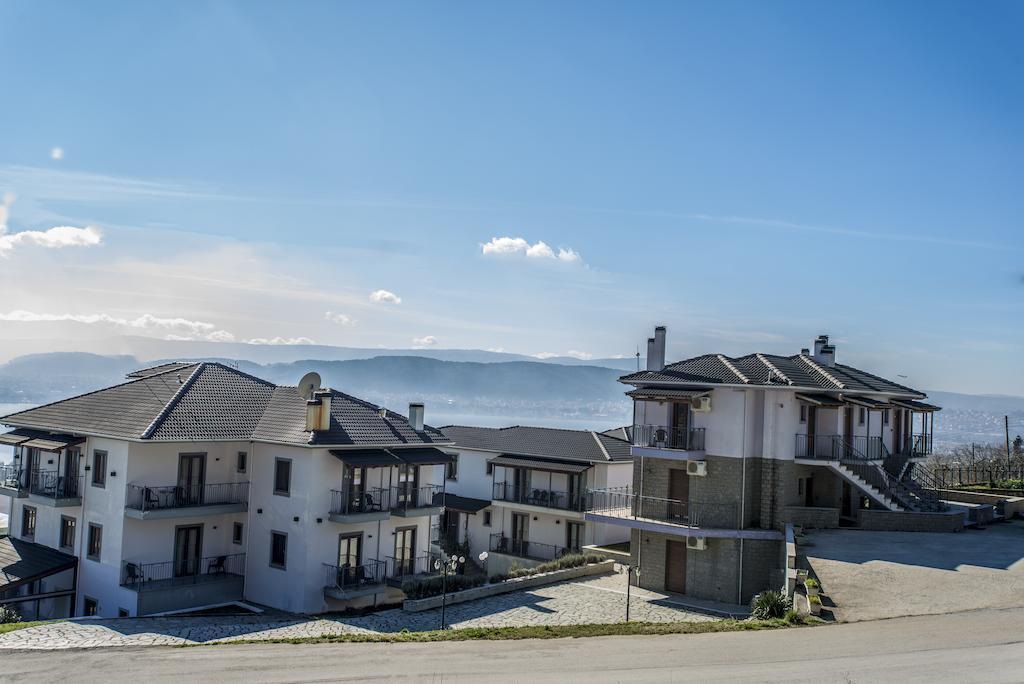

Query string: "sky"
[0, 0, 1021, 394]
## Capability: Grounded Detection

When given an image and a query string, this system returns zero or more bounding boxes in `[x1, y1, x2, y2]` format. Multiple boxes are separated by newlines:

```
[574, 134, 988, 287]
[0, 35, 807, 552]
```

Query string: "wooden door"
[668, 469, 689, 520]
[665, 539, 687, 594]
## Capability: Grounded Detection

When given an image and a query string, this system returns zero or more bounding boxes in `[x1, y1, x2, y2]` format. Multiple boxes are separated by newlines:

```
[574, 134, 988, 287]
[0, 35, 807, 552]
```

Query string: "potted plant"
[796, 569, 809, 584]
[804, 578, 820, 597]
[808, 594, 822, 616]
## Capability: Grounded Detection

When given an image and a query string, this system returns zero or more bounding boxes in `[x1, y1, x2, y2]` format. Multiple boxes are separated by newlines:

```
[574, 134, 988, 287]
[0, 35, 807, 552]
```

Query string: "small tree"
[0, 605, 22, 624]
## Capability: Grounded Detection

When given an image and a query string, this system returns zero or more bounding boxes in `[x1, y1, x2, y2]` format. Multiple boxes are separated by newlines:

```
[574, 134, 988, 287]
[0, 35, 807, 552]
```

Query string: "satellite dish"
[297, 372, 321, 400]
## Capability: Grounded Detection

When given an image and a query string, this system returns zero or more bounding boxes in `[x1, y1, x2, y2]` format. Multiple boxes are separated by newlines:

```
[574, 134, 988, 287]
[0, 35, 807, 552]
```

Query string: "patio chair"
[207, 555, 227, 575]
[123, 562, 143, 586]
[363, 492, 378, 511]
[144, 487, 160, 510]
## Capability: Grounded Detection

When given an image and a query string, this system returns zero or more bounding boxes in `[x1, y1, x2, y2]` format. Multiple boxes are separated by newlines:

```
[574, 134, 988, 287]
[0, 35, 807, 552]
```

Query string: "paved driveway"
[803, 521, 1024, 622]
[0, 574, 714, 650]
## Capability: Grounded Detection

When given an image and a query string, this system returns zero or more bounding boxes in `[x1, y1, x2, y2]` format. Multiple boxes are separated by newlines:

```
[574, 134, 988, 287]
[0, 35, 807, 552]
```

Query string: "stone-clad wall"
[782, 505, 840, 529]
[858, 508, 964, 532]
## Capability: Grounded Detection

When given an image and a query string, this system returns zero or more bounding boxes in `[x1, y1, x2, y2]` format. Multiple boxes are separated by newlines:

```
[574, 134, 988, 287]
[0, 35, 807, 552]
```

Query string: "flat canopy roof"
[625, 387, 713, 401]
[394, 446, 455, 466]
[891, 399, 942, 412]
[0, 536, 77, 592]
[329, 446, 454, 468]
[795, 393, 844, 407]
[488, 455, 592, 474]
[843, 395, 893, 409]
[435, 493, 491, 513]
[0, 429, 84, 451]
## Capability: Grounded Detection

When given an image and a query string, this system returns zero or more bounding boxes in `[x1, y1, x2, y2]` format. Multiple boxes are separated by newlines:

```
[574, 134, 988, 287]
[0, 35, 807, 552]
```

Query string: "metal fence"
[632, 425, 706, 451]
[492, 481, 585, 512]
[120, 553, 246, 591]
[323, 559, 386, 592]
[934, 465, 1024, 490]
[488, 533, 567, 561]
[388, 484, 442, 512]
[329, 487, 389, 516]
[586, 486, 738, 529]
[125, 482, 249, 511]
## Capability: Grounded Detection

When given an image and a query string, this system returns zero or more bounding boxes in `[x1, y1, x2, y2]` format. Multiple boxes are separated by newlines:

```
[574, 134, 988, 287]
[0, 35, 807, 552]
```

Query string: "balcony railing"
[386, 553, 439, 582]
[125, 482, 249, 512]
[586, 486, 738, 529]
[323, 559, 386, 593]
[632, 425, 705, 451]
[29, 470, 82, 500]
[795, 434, 880, 461]
[120, 553, 245, 591]
[329, 487, 389, 516]
[388, 484, 442, 513]
[492, 481, 585, 512]
[911, 434, 933, 457]
[488, 533, 567, 561]
[0, 465, 25, 490]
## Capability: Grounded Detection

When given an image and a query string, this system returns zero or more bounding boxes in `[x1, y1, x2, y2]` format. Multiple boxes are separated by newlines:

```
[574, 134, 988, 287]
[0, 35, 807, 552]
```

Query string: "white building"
[439, 425, 633, 575]
[0, 362, 453, 618]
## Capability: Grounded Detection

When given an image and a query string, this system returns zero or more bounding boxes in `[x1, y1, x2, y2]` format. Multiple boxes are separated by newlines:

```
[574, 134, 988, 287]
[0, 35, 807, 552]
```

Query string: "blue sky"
[0, 1, 1021, 394]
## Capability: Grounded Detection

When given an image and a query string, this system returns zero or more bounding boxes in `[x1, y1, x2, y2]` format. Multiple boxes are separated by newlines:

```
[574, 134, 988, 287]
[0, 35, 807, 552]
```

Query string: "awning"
[392, 447, 455, 466]
[626, 387, 713, 401]
[842, 395, 893, 409]
[330, 448, 405, 467]
[891, 399, 942, 412]
[795, 393, 844, 407]
[0, 429, 38, 446]
[488, 455, 592, 474]
[0, 536, 77, 592]
[434, 493, 490, 513]
[0, 429, 83, 451]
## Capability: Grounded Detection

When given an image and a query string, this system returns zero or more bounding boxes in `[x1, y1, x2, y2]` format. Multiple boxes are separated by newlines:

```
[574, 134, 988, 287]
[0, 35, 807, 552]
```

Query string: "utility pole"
[1007, 415, 1013, 474]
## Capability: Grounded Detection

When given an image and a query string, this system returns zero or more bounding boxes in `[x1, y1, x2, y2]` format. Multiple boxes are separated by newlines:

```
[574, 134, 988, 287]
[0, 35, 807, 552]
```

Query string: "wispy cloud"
[244, 336, 315, 345]
[481, 236, 583, 263]
[324, 311, 354, 325]
[0, 310, 231, 341]
[50, 147, 64, 161]
[0, 193, 101, 256]
[369, 289, 402, 304]
[412, 335, 438, 347]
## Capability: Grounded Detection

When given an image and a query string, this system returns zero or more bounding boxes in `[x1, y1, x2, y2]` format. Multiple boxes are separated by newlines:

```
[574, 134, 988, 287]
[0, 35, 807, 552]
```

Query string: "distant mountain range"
[0, 351, 1020, 444]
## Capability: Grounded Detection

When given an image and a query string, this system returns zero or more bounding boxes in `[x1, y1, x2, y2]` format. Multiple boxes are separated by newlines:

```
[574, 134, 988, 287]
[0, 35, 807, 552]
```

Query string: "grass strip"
[0, 621, 51, 635]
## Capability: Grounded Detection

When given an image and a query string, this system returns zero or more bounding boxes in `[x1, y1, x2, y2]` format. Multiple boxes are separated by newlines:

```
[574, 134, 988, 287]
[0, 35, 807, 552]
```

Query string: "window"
[118, 608, 129, 618]
[482, 510, 492, 526]
[92, 450, 107, 487]
[87, 523, 102, 561]
[446, 454, 459, 481]
[21, 505, 36, 540]
[270, 531, 287, 569]
[60, 516, 76, 551]
[486, 462, 493, 475]
[858, 407, 866, 425]
[83, 597, 98, 617]
[233, 522, 244, 545]
[882, 409, 890, 426]
[273, 458, 291, 496]
[237, 451, 247, 473]
[799, 405, 807, 423]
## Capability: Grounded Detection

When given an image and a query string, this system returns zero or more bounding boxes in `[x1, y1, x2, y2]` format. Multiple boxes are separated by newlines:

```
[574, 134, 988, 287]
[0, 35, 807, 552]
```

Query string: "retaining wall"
[783, 506, 840, 530]
[857, 508, 964, 533]
[934, 489, 1024, 518]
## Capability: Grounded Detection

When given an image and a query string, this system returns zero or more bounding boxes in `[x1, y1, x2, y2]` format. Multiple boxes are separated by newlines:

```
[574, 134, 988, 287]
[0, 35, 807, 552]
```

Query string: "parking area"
[0, 573, 716, 650]
[803, 520, 1024, 622]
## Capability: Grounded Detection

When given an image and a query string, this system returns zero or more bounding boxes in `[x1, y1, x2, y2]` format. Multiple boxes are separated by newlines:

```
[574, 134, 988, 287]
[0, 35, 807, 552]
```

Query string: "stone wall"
[782, 505, 840, 529]
[934, 490, 1024, 518]
[858, 508, 964, 533]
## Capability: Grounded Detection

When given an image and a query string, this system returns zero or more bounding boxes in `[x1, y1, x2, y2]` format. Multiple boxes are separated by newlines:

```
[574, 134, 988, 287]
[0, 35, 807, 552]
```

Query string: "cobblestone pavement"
[0, 575, 716, 650]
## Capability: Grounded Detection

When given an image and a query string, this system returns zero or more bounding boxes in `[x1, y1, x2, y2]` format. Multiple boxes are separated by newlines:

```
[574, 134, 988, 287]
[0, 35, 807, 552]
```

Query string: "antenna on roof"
[635, 346, 640, 372]
[297, 372, 322, 400]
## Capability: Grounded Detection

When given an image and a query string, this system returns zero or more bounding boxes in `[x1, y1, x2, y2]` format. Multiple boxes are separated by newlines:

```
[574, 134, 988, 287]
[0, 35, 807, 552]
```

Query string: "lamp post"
[434, 552, 466, 630]
[625, 564, 640, 622]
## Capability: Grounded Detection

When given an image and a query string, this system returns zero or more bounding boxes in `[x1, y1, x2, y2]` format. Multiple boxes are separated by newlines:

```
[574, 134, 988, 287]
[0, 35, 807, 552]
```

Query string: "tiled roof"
[440, 425, 632, 463]
[0, 536, 77, 591]
[125, 362, 196, 379]
[1, 362, 449, 447]
[621, 353, 924, 397]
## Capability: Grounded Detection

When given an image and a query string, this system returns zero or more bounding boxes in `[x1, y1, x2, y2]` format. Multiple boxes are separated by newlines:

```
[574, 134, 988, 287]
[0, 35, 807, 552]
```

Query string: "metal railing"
[125, 482, 249, 512]
[488, 533, 567, 561]
[492, 481, 585, 512]
[586, 486, 738, 529]
[329, 487, 389, 516]
[120, 553, 246, 591]
[911, 434, 933, 456]
[388, 484, 442, 512]
[795, 435, 880, 461]
[29, 470, 82, 499]
[632, 425, 706, 451]
[323, 559, 386, 592]
[0, 465, 24, 490]
[386, 553, 439, 581]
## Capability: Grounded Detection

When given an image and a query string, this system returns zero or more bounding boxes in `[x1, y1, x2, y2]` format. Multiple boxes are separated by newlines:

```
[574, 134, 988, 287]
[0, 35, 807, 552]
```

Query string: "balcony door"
[671, 403, 689, 448]
[512, 468, 529, 503]
[346, 466, 366, 511]
[173, 525, 203, 577]
[511, 512, 528, 555]
[396, 465, 419, 507]
[394, 526, 416, 576]
[177, 453, 206, 507]
[668, 469, 689, 521]
[806, 406, 817, 456]
[893, 409, 904, 455]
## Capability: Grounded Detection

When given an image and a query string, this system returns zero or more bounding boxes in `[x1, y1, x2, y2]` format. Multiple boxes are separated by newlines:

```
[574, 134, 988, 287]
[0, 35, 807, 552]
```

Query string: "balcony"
[329, 487, 391, 523]
[896, 434, 933, 458]
[632, 425, 705, 453]
[795, 434, 882, 462]
[124, 482, 249, 520]
[322, 559, 387, 600]
[488, 532, 568, 561]
[492, 481, 586, 513]
[0, 465, 26, 497]
[585, 486, 742, 534]
[385, 553, 440, 586]
[28, 470, 82, 506]
[120, 553, 245, 615]
[388, 484, 443, 517]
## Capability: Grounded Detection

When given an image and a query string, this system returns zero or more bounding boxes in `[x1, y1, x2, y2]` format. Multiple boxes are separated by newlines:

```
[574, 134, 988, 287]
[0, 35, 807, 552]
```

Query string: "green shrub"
[808, 594, 822, 606]
[401, 573, 486, 600]
[749, 590, 791, 620]
[505, 553, 606, 580]
[804, 578, 819, 590]
[783, 609, 800, 624]
[0, 606, 21, 624]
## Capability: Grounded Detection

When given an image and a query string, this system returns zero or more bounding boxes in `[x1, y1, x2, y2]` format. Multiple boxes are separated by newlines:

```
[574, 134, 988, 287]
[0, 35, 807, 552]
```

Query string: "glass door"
[346, 466, 366, 512]
[173, 525, 203, 578]
[511, 512, 528, 556]
[393, 527, 416, 576]
[396, 465, 419, 507]
[566, 521, 584, 552]
[177, 453, 206, 506]
[338, 534, 362, 587]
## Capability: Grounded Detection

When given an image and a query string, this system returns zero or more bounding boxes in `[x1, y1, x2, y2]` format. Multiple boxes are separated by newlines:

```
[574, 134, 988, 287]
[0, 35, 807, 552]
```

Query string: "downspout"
[738, 391, 747, 605]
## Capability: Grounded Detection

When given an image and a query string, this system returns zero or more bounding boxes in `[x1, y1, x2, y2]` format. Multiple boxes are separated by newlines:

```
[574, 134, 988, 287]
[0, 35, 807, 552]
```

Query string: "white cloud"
[206, 330, 236, 342]
[0, 193, 102, 256]
[412, 335, 438, 347]
[565, 350, 593, 360]
[369, 289, 402, 304]
[50, 147, 64, 161]
[0, 309, 232, 341]
[532, 352, 559, 359]
[244, 336, 315, 345]
[481, 236, 582, 264]
[324, 311, 354, 325]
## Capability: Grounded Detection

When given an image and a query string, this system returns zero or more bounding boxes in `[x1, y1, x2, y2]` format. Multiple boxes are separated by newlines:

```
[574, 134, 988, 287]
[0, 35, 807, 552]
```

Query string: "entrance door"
[804, 476, 815, 507]
[841, 481, 853, 517]
[177, 453, 206, 507]
[668, 469, 689, 521]
[566, 521, 584, 552]
[671, 402, 690, 448]
[393, 527, 416, 576]
[173, 525, 203, 577]
[511, 512, 528, 555]
[665, 539, 687, 594]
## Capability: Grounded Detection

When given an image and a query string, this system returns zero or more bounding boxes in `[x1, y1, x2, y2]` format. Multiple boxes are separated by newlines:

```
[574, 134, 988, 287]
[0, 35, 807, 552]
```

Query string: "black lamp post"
[625, 564, 641, 622]
[435, 552, 466, 630]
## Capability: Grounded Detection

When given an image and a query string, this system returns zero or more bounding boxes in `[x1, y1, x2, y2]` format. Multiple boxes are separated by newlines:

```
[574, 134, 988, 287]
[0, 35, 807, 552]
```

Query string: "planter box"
[403, 560, 616, 612]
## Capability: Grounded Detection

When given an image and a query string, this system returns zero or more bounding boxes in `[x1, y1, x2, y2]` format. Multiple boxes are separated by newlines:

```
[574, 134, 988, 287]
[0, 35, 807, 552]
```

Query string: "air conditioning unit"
[691, 396, 712, 412]
[686, 460, 707, 477]
[687, 536, 708, 551]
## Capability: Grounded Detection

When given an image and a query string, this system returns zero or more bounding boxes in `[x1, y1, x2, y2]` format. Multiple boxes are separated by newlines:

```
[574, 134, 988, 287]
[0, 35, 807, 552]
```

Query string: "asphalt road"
[5, 608, 1024, 683]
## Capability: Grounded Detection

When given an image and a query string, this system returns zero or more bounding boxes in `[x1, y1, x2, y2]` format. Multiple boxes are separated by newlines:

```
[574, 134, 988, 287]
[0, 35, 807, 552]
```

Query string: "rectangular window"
[486, 462, 493, 475]
[83, 597, 98, 617]
[482, 510, 492, 527]
[21, 505, 36, 540]
[92, 450, 107, 487]
[274, 458, 291, 496]
[446, 454, 458, 481]
[799, 405, 807, 423]
[858, 407, 866, 425]
[237, 451, 247, 473]
[59, 516, 76, 551]
[270, 531, 287, 569]
[882, 409, 890, 426]
[233, 522, 244, 545]
[87, 523, 102, 562]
